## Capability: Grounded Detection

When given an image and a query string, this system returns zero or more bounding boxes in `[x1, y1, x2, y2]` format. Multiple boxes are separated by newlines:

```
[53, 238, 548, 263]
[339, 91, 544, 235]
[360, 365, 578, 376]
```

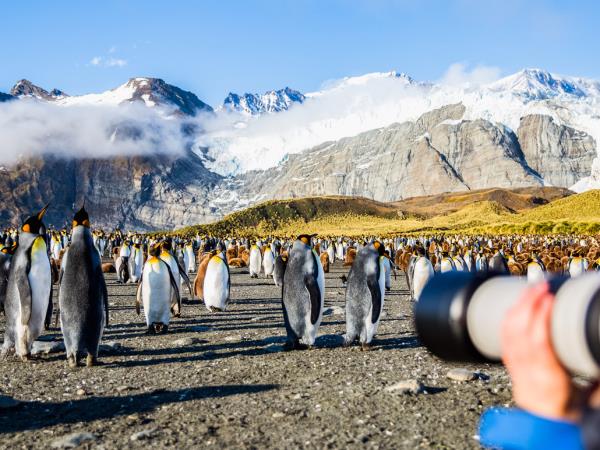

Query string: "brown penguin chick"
[102, 262, 116, 273]
[226, 247, 237, 263]
[228, 258, 244, 268]
[320, 252, 330, 273]
[240, 249, 250, 266]
[343, 248, 357, 267]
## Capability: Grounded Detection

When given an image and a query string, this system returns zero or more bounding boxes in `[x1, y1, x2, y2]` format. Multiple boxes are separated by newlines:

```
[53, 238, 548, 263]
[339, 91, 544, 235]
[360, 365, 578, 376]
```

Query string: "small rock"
[447, 368, 477, 382]
[0, 395, 21, 409]
[76, 389, 87, 396]
[31, 341, 65, 355]
[117, 385, 132, 393]
[99, 341, 122, 354]
[385, 380, 424, 394]
[322, 306, 345, 316]
[173, 337, 201, 346]
[272, 412, 285, 418]
[51, 432, 96, 448]
[130, 428, 157, 441]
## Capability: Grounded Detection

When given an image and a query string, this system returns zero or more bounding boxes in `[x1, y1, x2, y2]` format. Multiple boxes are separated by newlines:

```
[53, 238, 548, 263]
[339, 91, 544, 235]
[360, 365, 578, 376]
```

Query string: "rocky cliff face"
[517, 114, 596, 187]
[214, 103, 548, 213]
[0, 150, 222, 231]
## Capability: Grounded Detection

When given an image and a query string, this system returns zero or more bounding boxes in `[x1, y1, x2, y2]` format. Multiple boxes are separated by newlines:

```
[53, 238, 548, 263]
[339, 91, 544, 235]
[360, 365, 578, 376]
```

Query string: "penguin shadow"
[114, 337, 290, 367]
[0, 384, 278, 434]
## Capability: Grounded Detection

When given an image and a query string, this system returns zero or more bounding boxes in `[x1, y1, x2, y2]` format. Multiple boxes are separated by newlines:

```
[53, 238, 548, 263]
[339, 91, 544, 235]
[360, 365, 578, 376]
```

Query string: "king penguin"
[59, 206, 109, 367]
[1, 205, 52, 360]
[249, 242, 262, 278]
[137, 243, 180, 334]
[263, 246, 275, 278]
[281, 234, 325, 350]
[0, 243, 16, 314]
[344, 241, 385, 350]
[203, 249, 230, 312]
[411, 247, 434, 301]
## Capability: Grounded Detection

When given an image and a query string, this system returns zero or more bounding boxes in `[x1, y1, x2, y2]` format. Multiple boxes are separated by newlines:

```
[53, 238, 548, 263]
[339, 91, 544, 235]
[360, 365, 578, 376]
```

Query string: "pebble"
[99, 341, 122, 354]
[447, 368, 477, 382]
[322, 306, 345, 316]
[271, 412, 285, 418]
[173, 337, 201, 346]
[130, 428, 157, 441]
[76, 389, 87, 396]
[31, 341, 65, 355]
[0, 395, 21, 409]
[51, 432, 97, 448]
[384, 380, 424, 395]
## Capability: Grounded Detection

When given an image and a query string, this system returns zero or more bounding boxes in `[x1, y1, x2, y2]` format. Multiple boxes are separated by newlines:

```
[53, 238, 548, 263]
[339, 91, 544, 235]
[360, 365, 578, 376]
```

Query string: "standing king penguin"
[59, 206, 109, 367]
[281, 234, 325, 350]
[203, 249, 230, 312]
[137, 244, 180, 334]
[344, 241, 386, 350]
[1, 205, 52, 360]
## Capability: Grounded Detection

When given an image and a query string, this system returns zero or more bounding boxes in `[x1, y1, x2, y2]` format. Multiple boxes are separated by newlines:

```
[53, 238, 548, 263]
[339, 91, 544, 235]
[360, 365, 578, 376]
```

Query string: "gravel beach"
[0, 262, 512, 449]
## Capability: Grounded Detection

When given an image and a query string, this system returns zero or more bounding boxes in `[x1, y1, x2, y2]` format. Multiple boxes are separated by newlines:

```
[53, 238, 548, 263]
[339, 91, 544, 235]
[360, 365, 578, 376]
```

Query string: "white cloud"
[0, 100, 191, 165]
[439, 62, 502, 87]
[105, 58, 127, 67]
[88, 56, 128, 68]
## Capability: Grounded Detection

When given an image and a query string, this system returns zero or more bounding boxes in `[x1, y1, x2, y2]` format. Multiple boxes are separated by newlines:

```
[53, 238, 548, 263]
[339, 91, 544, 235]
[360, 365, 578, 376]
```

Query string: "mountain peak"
[222, 87, 305, 115]
[489, 68, 588, 99]
[121, 77, 213, 116]
[10, 79, 67, 100]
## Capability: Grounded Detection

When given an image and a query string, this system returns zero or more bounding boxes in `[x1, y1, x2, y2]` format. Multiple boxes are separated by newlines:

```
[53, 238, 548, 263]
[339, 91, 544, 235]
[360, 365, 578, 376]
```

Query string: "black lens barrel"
[414, 271, 493, 362]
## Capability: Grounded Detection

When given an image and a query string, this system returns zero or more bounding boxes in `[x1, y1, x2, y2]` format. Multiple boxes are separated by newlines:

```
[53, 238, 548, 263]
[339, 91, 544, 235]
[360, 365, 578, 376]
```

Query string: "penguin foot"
[67, 355, 78, 368]
[145, 326, 156, 335]
[86, 354, 97, 367]
[360, 343, 372, 352]
[20, 353, 32, 363]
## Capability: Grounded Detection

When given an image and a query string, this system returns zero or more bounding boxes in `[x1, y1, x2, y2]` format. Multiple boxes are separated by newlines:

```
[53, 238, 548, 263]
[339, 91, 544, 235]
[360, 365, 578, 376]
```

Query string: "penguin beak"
[37, 203, 50, 220]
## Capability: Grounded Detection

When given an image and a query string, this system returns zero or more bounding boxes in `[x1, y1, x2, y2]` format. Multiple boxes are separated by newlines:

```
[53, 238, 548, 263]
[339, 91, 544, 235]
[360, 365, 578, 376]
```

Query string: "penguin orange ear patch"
[22, 224, 30, 233]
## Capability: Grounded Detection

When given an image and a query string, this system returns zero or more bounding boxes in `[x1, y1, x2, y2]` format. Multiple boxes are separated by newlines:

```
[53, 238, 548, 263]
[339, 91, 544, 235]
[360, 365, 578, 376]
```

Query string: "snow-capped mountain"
[198, 68, 600, 185]
[10, 79, 68, 101]
[488, 68, 600, 100]
[221, 87, 305, 115]
[59, 77, 213, 116]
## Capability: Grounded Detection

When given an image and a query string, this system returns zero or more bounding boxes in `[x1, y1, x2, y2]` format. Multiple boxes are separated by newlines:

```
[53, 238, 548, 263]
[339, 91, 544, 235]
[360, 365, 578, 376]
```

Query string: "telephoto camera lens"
[414, 272, 600, 378]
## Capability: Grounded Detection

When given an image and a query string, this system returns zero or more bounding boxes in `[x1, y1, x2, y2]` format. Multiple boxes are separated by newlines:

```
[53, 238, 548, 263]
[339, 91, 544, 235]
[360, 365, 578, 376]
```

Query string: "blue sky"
[1, 0, 598, 105]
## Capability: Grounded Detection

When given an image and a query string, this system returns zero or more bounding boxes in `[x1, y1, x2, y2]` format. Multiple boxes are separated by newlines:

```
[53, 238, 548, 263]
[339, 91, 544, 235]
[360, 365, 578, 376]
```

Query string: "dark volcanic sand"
[0, 262, 512, 449]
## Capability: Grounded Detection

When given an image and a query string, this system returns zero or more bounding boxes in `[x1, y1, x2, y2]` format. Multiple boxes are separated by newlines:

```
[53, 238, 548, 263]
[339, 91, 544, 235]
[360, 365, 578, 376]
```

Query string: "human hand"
[501, 282, 580, 421]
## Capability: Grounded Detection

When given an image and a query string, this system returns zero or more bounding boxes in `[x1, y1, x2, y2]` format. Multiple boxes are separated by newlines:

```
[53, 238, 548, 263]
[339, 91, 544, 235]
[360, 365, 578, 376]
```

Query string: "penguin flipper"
[367, 264, 383, 325]
[165, 262, 181, 314]
[44, 283, 53, 330]
[99, 268, 109, 324]
[135, 276, 142, 316]
[16, 262, 33, 326]
[177, 262, 193, 297]
[304, 275, 321, 325]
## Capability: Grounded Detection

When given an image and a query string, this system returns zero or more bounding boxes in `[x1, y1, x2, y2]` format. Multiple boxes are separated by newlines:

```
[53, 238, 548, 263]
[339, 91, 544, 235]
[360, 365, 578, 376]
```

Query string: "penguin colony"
[2, 205, 600, 366]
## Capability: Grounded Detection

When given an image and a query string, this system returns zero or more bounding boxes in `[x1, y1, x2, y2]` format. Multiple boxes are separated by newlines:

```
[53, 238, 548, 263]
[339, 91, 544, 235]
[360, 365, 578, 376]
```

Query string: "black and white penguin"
[203, 251, 230, 312]
[263, 246, 275, 278]
[1, 205, 52, 360]
[137, 244, 180, 334]
[249, 242, 262, 278]
[344, 241, 385, 349]
[411, 247, 434, 301]
[273, 254, 287, 287]
[281, 234, 324, 350]
[59, 206, 109, 367]
[0, 243, 16, 314]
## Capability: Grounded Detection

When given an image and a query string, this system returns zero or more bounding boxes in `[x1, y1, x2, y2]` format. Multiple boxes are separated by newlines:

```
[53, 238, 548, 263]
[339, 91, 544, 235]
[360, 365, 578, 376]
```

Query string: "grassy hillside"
[173, 187, 598, 237]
